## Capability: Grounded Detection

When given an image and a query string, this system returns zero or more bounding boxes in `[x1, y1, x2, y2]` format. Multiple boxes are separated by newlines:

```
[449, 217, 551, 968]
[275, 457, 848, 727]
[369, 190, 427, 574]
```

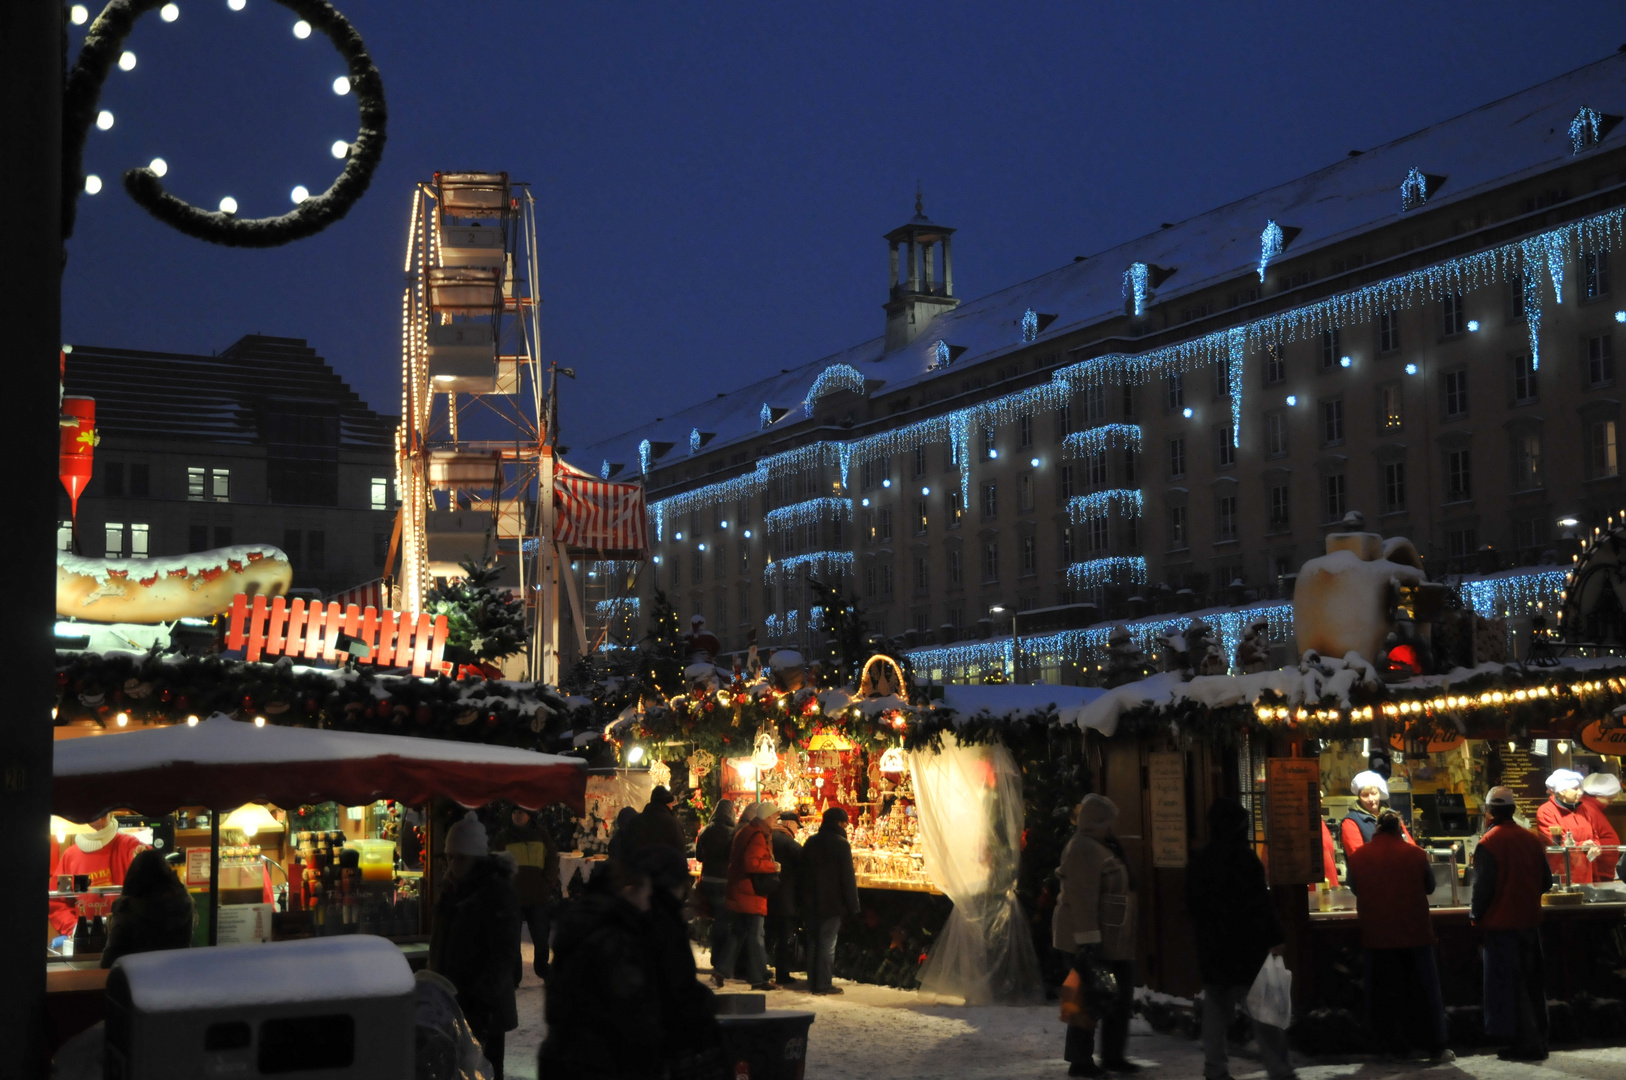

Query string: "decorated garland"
[63, 0, 386, 246]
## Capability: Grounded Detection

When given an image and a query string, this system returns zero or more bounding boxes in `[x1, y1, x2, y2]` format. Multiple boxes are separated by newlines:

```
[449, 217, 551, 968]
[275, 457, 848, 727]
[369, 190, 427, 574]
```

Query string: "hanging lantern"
[59, 395, 97, 521]
[752, 731, 779, 771]
[879, 746, 907, 781]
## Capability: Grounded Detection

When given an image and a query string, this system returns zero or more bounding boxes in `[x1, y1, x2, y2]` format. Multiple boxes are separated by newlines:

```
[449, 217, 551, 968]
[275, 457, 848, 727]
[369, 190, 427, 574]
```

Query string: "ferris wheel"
[392, 171, 562, 681]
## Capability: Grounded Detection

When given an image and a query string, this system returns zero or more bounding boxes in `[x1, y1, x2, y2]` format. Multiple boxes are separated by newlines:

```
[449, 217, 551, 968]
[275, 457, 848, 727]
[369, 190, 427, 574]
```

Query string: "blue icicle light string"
[803, 363, 866, 415]
[1021, 308, 1040, 343]
[1068, 490, 1144, 523]
[764, 497, 853, 534]
[1401, 167, 1429, 212]
[1258, 220, 1283, 282]
[1571, 106, 1601, 154]
[1064, 424, 1142, 457]
[1123, 262, 1150, 316]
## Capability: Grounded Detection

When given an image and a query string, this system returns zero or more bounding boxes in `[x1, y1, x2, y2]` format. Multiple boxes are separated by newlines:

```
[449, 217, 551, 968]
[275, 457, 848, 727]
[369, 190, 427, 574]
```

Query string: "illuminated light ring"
[63, 0, 386, 247]
[859, 654, 908, 698]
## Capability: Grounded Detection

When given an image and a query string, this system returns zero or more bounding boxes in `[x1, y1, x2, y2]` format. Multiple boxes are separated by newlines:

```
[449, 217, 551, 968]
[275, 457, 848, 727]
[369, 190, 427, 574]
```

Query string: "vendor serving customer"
[1536, 769, 1603, 886]
[1341, 771, 1415, 856]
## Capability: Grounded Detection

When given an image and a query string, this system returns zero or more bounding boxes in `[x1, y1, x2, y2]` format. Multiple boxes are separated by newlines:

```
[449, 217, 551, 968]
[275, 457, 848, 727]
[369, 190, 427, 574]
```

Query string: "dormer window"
[935, 339, 952, 368]
[639, 439, 652, 475]
[1123, 262, 1150, 316]
[600, 459, 611, 479]
[1572, 106, 1603, 153]
[689, 428, 702, 454]
[1258, 221, 1283, 282]
[1021, 309, 1039, 343]
[1401, 168, 1429, 212]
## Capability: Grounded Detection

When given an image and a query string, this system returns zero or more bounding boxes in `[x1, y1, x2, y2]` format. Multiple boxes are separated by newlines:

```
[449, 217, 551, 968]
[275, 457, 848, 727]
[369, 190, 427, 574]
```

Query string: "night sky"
[61, 1, 1626, 454]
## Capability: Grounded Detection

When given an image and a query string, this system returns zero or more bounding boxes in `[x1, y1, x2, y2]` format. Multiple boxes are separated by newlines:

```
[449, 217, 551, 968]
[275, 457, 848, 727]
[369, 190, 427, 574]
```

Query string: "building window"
[1515, 434, 1543, 490]
[915, 500, 930, 534]
[1379, 383, 1403, 431]
[981, 426, 996, 460]
[1019, 414, 1033, 448]
[860, 510, 873, 546]
[913, 446, 927, 476]
[1441, 293, 1466, 337]
[715, 544, 727, 579]
[1513, 355, 1538, 404]
[880, 506, 893, 542]
[1122, 450, 1136, 485]
[948, 548, 963, 587]
[1324, 474, 1347, 521]
[1443, 369, 1468, 418]
[1383, 461, 1407, 512]
[1169, 438, 1186, 479]
[981, 482, 997, 520]
[105, 522, 123, 558]
[370, 477, 388, 511]
[1057, 403, 1074, 440]
[914, 556, 929, 592]
[129, 463, 149, 497]
[1020, 536, 1037, 575]
[1447, 527, 1477, 561]
[1168, 505, 1188, 549]
[1216, 494, 1238, 542]
[130, 523, 149, 557]
[1084, 384, 1106, 424]
[1214, 358, 1234, 398]
[1584, 250, 1612, 300]
[189, 524, 209, 552]
[214, 524, 232, 548]
[1061, 526, 1076, 563]
[187, 467, 206, 501]
[691, 550, 704, 585]
[104, 462, 124, 497]
[982, 541, 999, 582]
[1320, 328, 1340, 369]
[1088, 517, 1109, 553]
[881, 564, 894, 599]
[1166, 374, 1184, 412]
[211, 468, 230, 503]
[1018, 474, 1034, 512]
[1446, 448, 1473, 501]
[1216, 426, 1236, 468]
[1379, 310, 1401, 353]
[1592, 420, 1619, 477]
[1320, 399, 1344, 445]
[946, 489, 963, 527]
[1122, 384, 1136, 419]
[1264, 344, 1285, 385]
[1266, 410, 1287, 457]
[1514, 518, 1542, 558]
[1588, 335, 1615, 387]
[1087, 451, 1108, 487]
[1060, 465, 1075, 500]
[1268, 484, 1290, 531]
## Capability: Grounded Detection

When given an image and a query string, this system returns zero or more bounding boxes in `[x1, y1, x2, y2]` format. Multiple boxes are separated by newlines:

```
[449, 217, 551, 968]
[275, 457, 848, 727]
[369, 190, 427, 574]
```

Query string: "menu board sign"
[1266, 758, 1324, 885]
[217, 903, 273, 945]
[186, 847, 211, 886]
[1147, 752, 1188, 868]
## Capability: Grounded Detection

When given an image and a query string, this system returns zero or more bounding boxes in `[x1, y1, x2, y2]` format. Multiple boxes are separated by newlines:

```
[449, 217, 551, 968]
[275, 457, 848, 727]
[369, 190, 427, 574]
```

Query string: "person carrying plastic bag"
[1186, 798, 1298, 1080]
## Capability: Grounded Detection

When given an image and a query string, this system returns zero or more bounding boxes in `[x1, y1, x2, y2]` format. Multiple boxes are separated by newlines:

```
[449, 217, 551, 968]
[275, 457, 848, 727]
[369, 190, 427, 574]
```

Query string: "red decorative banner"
[224, 594, 450, 678]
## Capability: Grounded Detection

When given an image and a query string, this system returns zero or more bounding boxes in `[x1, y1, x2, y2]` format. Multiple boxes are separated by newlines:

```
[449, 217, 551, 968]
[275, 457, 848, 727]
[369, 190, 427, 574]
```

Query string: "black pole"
[209, 812, 221, 945]
[0, 1, 62, 1075]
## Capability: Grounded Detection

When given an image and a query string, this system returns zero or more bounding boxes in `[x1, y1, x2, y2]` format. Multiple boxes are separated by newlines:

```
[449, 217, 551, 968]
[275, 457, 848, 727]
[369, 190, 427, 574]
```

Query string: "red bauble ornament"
[241, 695, 256, 713]
[374, 699, 392, 720]
[484, 713, 499, 728]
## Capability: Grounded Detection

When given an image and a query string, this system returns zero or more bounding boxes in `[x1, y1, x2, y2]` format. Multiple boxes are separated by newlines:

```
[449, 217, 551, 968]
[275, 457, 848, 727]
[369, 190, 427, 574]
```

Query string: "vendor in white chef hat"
[1340, 770, 1416, 857]
[1582, 772, 1622, 881]
[1538, 769, 1604, 885]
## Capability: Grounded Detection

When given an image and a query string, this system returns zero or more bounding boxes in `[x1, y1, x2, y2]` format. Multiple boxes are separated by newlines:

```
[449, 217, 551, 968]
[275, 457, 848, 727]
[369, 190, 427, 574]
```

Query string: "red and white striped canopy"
[554, 458, 648, 557]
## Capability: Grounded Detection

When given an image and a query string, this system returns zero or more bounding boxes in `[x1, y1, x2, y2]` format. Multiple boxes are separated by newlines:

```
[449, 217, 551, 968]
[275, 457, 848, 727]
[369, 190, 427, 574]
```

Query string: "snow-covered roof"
[581, 54, 1626, 477]
[115, 935, 413, 1010]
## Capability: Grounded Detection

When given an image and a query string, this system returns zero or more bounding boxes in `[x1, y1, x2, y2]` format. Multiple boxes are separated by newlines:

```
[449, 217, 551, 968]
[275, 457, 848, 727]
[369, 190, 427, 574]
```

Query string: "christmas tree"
[423, 557, 526, 662]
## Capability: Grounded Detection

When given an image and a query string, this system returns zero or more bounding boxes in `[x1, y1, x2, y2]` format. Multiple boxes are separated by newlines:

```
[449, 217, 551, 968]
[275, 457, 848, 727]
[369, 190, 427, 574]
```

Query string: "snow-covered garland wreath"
[63, 0, 387, 247]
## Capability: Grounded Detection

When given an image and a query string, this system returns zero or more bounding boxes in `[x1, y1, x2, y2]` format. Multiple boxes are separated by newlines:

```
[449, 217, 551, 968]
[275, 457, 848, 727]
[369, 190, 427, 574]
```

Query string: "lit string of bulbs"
[763, 497, 853, 534]
[763, 550, 853, 584]
[1064, 424, 1141, 458]
[1068, 490, 1143, 523]
[802, 363, 866, 416]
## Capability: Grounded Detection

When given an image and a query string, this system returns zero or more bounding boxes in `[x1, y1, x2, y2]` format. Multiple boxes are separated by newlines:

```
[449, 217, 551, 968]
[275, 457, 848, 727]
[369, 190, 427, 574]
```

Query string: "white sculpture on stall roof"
[1293, 510, 1427, 665]
[1103, 625, 1149, 688]
[1236, 616, 1272, 674]
[1186, 618, 1226, 676]
[769, 649, 809, 693]
[683, 662, 721, 694]
[1158, 627, 1189, 674]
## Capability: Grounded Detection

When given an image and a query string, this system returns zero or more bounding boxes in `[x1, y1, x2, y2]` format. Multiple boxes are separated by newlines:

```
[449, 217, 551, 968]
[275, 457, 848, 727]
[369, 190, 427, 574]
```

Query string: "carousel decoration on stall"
[1556, 512, 1626, 650]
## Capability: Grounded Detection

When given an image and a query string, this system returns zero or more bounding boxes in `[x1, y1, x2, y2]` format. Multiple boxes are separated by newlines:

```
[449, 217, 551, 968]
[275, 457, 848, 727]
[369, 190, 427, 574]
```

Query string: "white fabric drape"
[908, 738, 1043, 1004]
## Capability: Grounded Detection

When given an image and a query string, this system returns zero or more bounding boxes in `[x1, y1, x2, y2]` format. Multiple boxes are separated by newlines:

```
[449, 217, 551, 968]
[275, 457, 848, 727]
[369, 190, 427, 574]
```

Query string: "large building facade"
[580, 56, 1626, 681]
[60, 335, 398, 601]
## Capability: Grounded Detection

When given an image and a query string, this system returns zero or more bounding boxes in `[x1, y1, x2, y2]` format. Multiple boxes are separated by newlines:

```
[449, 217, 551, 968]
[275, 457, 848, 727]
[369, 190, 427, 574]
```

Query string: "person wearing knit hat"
[430, 811, 521, 1078]
[1473, 784, 1554, 1060]
[1341, 770, 1415, 858]
[1537, 768, 1602, 886]
[1053, 795, 1138, 1075]
[1581, 773, 1623, 881]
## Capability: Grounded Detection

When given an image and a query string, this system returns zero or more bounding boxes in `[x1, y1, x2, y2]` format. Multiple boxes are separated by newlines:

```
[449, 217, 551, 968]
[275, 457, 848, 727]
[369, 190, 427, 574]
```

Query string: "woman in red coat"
[1581, 772, 1622, 881]
[712, 802, 779, 990]
[1341, 771, 1415, 858]
[1536, 769, 1600, 886]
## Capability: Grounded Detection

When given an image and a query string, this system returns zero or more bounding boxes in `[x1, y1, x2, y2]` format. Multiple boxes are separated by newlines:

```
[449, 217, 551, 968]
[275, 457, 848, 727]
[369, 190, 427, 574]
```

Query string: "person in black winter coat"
[100, 848, 194, 969]
[766, 811, 805, 986]
[538, 859, 666, 1080]
[695, 801, 738, 970]
[627, 785, 688, 857]
[1186, 798, 1296, 1080]
[800, 807, 860, 994]
[606, 806, 640, 863]
[635, 846, 728, 1080]
[430, 812, 522, 1080]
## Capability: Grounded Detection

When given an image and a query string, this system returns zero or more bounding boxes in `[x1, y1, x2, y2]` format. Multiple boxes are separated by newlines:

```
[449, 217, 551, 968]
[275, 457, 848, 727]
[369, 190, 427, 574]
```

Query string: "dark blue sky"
[62, 1, 1626, 451]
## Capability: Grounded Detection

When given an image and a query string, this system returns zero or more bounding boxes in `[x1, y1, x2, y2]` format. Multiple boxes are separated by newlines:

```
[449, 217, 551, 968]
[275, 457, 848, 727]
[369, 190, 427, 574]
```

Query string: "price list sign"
[1148, 752, 1188, 868]
[1266, 758, 1324, 885]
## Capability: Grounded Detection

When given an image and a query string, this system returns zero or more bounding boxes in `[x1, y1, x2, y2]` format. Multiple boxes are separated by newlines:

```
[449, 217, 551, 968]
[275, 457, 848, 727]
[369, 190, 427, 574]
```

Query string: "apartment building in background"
[580, 56, 1626, 682]
[60, 334, 398, 600]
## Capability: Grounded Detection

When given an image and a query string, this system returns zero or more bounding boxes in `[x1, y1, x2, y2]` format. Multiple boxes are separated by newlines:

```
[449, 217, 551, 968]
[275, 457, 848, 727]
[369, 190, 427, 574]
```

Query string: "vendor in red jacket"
[1346, 810, 1451, 1062]
[49, 815, 148, 939]
[1472, 785, 1554, 1061]
[1581, 772, 1621, 881]
[1535, 769, 1601, 886]
[1341, 771, 1415, 857]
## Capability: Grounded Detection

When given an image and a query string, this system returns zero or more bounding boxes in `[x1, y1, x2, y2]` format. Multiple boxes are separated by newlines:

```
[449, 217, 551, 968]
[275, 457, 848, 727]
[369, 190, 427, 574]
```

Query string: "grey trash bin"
[717, 1010, 814, 1080]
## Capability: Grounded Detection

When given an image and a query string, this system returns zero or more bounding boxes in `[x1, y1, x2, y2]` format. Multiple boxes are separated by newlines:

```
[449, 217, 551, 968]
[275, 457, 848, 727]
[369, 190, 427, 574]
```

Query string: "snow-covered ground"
[502, 933, 1626, 1079]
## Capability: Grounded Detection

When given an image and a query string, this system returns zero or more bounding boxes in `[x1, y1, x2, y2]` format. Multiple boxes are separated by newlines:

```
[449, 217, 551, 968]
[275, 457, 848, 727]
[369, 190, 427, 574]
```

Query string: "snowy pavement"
[502, 936, 1626, 1078]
